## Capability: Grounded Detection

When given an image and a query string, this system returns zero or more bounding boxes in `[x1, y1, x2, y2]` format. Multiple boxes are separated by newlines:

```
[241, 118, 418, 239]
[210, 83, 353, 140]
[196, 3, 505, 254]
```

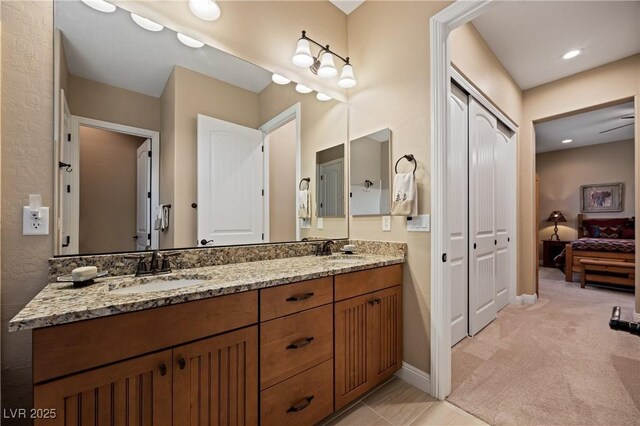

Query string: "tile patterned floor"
[324, 378, 487, 425]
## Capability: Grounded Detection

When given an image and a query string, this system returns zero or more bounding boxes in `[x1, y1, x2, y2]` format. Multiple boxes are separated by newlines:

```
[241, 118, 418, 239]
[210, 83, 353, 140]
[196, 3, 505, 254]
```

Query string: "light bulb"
[81, 0, 116, 13]
[177, 33, 205, 48]
[562, 49, 581, 60]
[272, 74, 291, 85]
[131, 13, 164, 32]
[316, 92, 332, 102]
[295, 84, 313, 94]
[338, 64, 357, 88]
[317, 51, 337, 79]
[188, 0, 221, 21]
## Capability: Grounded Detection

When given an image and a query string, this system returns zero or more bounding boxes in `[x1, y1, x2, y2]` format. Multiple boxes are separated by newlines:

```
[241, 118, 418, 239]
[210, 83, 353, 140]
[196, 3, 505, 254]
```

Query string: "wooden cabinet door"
[173, 326, 258, 426]
[334, 293, 373, 410]
[370, 286, 403, 384]
[34, 350, 172, 426]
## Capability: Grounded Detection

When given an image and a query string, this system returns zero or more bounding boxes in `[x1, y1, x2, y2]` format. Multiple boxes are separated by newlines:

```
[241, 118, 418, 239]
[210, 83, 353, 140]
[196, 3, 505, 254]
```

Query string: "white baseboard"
[515, 293, 537, 304]
[394, 362, 431, 395]
[634, 311, 640, 322]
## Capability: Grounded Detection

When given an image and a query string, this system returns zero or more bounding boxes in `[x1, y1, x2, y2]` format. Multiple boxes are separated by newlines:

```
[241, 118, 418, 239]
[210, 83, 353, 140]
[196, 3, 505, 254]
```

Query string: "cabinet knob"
[159, 363, 167, 376]
[286, 292, 314, 302]
[286, 337, 314, 350]
[287, 395, 314, 413]
[178, 358, 186, 370]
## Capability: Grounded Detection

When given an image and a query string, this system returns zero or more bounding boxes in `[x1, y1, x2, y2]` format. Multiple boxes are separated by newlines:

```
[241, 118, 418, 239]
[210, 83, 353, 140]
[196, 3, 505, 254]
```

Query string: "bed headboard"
[577, 214, 585, 238]
[577, 214, 634, 239]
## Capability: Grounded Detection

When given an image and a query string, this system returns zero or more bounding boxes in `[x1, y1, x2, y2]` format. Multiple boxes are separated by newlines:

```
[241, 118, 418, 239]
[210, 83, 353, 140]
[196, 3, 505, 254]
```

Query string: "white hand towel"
[154, 204, 170, 231]
[391, 173, 418, 216]
[298, 190, 311, 219]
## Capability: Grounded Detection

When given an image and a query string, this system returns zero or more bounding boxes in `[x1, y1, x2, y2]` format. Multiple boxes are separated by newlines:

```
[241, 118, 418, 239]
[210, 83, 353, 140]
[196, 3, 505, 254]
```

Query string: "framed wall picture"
[580, 183, 623, 213]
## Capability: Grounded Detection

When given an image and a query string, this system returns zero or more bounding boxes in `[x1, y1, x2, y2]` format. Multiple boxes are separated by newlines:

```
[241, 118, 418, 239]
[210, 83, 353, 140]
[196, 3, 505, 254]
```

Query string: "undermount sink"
[108, 278, 204, 295]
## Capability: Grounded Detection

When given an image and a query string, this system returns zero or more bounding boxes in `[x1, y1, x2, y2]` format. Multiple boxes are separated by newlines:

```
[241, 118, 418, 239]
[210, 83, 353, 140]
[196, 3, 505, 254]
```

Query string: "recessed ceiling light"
[131, 13, 164, 32]
[271, 74, 291, 85]
[562, 139, 573, 144]
[177, 33, 204, 48]
[188, 0, 221, 21]
[562, 49, 581, 60]
[316, 92, 332, 102]
[81, 0, 116, 13]
[295, 84, 313, 94]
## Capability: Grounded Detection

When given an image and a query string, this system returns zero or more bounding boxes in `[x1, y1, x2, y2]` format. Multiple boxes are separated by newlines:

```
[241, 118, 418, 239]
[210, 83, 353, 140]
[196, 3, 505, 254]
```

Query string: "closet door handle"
[473, 243, 477, 250]
[494, 240, 497, 245]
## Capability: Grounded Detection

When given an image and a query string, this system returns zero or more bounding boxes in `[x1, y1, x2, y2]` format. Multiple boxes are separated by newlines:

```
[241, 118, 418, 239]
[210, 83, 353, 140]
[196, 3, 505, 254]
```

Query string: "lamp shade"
[188, 0, 221, 21]
[292, 38, 314, 67]
[338, 64, 357, 88]
[317, 51, 338, 79]
[546, 211, 567, 223]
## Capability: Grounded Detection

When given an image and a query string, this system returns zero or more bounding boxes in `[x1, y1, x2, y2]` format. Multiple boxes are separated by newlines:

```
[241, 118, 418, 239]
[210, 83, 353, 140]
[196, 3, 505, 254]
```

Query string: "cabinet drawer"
[335, 264, 402, 301]
[261, 359, 333, 426]
[260, 277, 333, 321]
[260, 304, 333, 389]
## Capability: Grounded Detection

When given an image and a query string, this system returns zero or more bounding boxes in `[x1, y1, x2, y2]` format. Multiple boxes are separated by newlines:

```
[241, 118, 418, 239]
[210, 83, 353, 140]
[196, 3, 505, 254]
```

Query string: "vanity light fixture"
[316, 92, 332, 102]
[271, 74, 291, 85]
[562, 49, 581, 60]
[562, 139, 573, 144]
[81, 0, 116, 13]
[295, 83, 313, 94]
[188, 0, 221, 21]
[131, 13, 164, 32]
[292, 31, 357, 88]
[177, 33, 205, 48]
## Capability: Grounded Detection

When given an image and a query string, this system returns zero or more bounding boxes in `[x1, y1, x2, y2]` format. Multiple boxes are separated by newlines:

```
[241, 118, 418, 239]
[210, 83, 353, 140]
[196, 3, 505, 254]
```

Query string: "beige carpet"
[447, 267, 640, 426]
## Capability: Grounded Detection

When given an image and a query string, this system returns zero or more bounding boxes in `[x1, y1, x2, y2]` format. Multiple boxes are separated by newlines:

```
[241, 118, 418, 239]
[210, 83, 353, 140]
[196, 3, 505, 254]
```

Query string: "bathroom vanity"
[11, 249, 404, 425]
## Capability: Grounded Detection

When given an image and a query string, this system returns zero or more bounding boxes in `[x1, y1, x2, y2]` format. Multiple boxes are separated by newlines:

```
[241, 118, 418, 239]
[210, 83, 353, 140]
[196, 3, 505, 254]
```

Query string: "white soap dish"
[340, 248, 358, 255]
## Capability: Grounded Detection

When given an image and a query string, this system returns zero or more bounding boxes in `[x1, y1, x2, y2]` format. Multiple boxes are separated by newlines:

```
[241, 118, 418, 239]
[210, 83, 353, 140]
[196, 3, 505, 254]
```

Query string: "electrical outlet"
[317, 217, 324, 230]
[23, 206, 49, 235]
[382, 216, 391, 232]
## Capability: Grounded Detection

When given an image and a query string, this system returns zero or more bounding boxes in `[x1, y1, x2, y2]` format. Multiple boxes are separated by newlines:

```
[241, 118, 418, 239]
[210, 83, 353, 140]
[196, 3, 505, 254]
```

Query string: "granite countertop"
[9, 253, 404, 332]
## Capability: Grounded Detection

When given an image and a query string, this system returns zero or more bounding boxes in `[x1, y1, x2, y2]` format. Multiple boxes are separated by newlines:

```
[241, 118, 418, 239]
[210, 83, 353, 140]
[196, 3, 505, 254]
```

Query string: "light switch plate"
[382, 216, 391, 232]
[407, 214, 430, 232]
[317, 217, 324, 230]
[23, 206, 49, 235]
[300, 218, 311, 229]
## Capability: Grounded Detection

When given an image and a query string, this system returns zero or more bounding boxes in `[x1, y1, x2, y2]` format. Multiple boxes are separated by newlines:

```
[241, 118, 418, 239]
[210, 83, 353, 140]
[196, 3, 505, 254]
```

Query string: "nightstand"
[542, 239, 571, 268]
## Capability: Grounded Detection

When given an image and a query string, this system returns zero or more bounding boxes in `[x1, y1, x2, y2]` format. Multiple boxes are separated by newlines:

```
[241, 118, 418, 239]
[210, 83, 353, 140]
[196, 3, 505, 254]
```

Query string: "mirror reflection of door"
[317, 159, 345, 217]
[78, 126, 150, 254]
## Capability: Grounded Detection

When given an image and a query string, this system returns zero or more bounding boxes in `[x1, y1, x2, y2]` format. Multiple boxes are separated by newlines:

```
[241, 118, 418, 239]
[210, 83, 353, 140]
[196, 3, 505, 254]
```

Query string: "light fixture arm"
[300, 30, 351, 65]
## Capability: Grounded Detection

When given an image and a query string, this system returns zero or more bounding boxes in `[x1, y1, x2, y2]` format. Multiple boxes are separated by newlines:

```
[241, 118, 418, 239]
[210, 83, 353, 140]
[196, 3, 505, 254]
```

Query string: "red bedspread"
[571, 238, 635, 253]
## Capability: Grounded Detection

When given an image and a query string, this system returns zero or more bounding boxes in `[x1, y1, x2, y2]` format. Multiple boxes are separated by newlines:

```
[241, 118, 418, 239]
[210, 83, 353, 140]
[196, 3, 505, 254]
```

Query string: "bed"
[563, 214, 635, 285]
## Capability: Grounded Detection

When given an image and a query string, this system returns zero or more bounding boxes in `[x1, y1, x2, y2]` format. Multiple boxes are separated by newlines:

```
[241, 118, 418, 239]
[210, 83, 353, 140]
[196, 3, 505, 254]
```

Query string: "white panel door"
[197, 114, 264, 246]
[494, 125, 512, 311]
[469, 99, 498, 336]
[136, 139, 152, 251]
[449, 84, 469, 346]
[318, 159, 344, 217]
[59, 91, 77, 254]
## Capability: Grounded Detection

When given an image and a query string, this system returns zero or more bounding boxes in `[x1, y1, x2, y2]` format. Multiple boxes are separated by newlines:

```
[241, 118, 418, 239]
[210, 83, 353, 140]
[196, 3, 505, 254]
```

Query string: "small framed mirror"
[316, 144, 346, 218]
[349, 129, 391, 216]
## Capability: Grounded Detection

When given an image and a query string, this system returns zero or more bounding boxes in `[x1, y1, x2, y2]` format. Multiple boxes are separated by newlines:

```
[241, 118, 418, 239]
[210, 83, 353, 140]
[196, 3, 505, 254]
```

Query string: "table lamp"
[546, 210, 567, 241]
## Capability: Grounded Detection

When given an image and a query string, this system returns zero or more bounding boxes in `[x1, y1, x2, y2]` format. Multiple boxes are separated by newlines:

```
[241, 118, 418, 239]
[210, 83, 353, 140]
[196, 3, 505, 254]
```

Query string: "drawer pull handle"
[286, 292, 314, 302]
[287, 395, 315, 413]
[286, 337, 314, 350]
[178, 358, 186, 370]
[159, 363, 167, 376]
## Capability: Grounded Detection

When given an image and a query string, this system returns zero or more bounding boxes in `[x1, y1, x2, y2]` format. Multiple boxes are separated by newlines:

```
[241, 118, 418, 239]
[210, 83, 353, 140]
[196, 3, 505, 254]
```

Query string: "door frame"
[430, 0, 514, 400]
[68, 116, 160, 252]
[259, 103, 302, 242]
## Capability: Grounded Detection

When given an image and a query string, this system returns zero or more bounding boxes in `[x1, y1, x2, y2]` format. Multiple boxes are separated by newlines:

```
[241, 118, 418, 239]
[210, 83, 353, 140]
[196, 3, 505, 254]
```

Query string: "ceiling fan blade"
[599, 122, 634, 134]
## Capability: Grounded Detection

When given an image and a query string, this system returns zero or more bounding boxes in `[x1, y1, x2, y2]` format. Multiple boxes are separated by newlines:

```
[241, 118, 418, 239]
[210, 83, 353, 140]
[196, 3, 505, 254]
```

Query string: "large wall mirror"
[53, 0, 348, 255]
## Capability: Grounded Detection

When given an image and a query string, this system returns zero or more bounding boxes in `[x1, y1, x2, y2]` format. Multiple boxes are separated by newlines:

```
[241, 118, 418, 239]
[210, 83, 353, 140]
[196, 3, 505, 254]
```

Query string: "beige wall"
[522, 55, 640, 302]
[68, 74, 161, 132]
[79, 126, 146, 254]
[268, 120, 297, 242]
[258, 82, 349, 240]
[1, 0, 53, 410]
[348, 1, 451, 373]
[537, 140, 635, 250]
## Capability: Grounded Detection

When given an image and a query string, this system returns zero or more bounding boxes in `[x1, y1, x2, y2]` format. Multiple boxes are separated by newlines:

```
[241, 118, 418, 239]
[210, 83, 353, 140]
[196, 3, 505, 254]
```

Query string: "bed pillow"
[621, 227, 635, 239]
[590, 224, 623, 239]
[582, 218, 628, 237]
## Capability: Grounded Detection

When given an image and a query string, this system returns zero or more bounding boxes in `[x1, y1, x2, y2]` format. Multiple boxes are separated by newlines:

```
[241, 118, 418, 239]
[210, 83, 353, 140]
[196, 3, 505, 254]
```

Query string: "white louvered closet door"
[469, 99, 498, 336]
[449, 84, 469, 346]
